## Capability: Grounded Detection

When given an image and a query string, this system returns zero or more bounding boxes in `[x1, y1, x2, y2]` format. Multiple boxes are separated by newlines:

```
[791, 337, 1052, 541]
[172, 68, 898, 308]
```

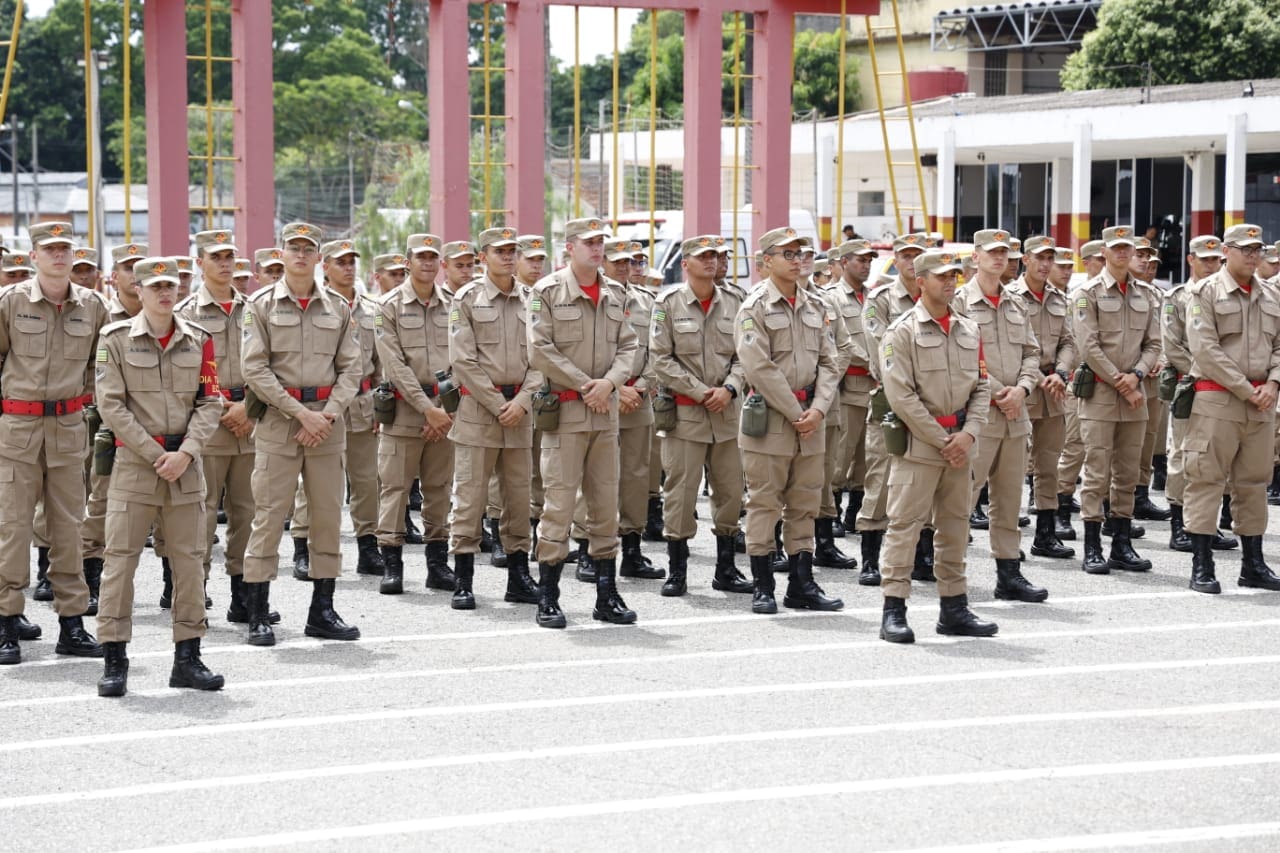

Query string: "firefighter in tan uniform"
[0, 222, 105, 665]
[637, 241, 668, 542]
[2, 251, 34, 284]
[734, 226, 843, 616]
[446, 227, 542, 609]
[94, 257, 225, 696]
[527, 218, 639, 628]
[1183, 224, 1280, 594]
[1074, 225, 1162, 575]
[1056, 239, 1105, 538]
[372, 233, 458, 595]
[240, 222, 364, 646]
[68, 247, 100, 291]
[878, 251, 997, 644]
[516, 236, 549, 537]
[372, 253, 409, 296]
[253, 248, 284, 291]
[1131, 238, 1173, 523]
[953, 230, 1049, 602]
[649, 236, 751, 596]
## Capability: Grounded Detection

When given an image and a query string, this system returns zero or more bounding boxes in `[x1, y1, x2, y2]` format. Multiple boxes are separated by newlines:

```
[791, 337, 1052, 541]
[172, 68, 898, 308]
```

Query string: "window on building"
[984, 53, 1008, 97]
[857, 191, 885, 216]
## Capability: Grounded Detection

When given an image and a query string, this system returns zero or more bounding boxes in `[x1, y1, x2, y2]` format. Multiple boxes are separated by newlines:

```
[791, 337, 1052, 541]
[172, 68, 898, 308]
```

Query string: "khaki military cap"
[321, 239, 359, 259]
[1102, 225, 1136, 247]
[605, 239, 635, 261]
[914, 250, 964, 276]
[1054, 248, 1076, 266]
[281, 222, 322, 246]
[629, 241, 649, 258]
[813, 259, 830, 273]
[681, 235, 720, 258]
[1134, 236, 1157, 255]
[28, 221, 75, 247]
[799, 236, 815, 253]
[111, 243, 150, 264]
[926, 234, 944, 249]
[70, 247, 99, 268]
[891, 232, 929, 251]
[233, 258, 253, 277]
[175, 256, 195, 274]
[374, 253, 409, 271]
[407, 233, 442, 256]
[1224, 224, 1264, 247]
[517, 235, 548, 258]
[712, 236, 730, 254]
[195, 230, 236, 255]
[134, 257, 180, 286]
[1023, 235, 1056, 256]
[2, 252, 33, 272]
[839, 239, 876, 258]
[1189, 236, 1225, 258]
[974, 229, 1012, 252]
[442, 240, 477, 259]
[1007, 238, 1023, 260]
[759, 226, 803, 253]
[1080, 240, 1105, 259]
[255, 248, 285, 268]
[753, 250, 764, 265]
[478, 227, 519, 250]
[563, 217, 611, 241]
[1266, 241, 1280, 263]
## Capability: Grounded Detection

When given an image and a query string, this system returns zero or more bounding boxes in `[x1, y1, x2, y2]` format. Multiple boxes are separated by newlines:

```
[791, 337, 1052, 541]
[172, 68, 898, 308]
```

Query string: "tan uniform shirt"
[649, 281, 744, 444]
[826, 279, 874, 407]
[1006, 278, 1076, 419]
[862, 277, 917, 382]
[373, 282, 453, 439]
[176, 288, 251, 455]
[1072, 269, 1161, 422]
[613, 282, 655, 430]
[805, 281, 853, 429]
[1161, 282, 1194, 377]
[241, 281, 362, 454]
[336, 289, 381, 434]
[95, 314, 223, 505]
[733, 279, 840, 458]
[880, 302, 990, 466]
[951, 281, 1040, 438]
[447, 275, 541, 449]
[526, 267, 639, 434]
[1187, 269, 1280, 424]
[106, 295, 136, 324]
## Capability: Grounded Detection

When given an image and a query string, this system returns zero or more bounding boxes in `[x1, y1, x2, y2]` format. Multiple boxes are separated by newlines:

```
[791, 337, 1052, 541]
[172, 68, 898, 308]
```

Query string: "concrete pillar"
[428, 0, 471, 239]
[935, 128, 956, 242]
[749, 8, 795, 237]
[682, 7, 724, 238]
[143, 0, 189, 255]
[1188, 151, 1216, 238]
[506, 0, 545, 234]
[232, 0, 275, 257]
[1071, 123, 1092, 258]
[1050, 157, 1071, 248]
[1224, 113, 1247, 228]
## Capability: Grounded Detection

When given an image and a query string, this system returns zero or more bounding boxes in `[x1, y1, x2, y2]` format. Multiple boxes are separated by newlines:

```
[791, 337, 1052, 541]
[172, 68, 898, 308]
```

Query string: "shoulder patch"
[97, 346, 108, 363]
[741, 317, 755, 331]
[530, 296, 542, 312]
[242, 309, 253, 325]
[652, 308, 666, 323]
[1076, 297, 1088, 309]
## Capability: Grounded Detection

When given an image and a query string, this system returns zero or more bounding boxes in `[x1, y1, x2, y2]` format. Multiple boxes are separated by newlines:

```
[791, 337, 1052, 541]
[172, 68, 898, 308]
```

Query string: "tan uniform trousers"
[201, 453, 254, 578]
[1057, 402, 1085, 497]
[376, 433, 454, 546]
[661, 436, 742, 540]
[244, 449, 346, 582]
[451, 443, 532, 555]
[1183, 412, 1272, 536]
[1029, 415, 1066, 510]
[1079, 418, 1146, 521]
[293, 427, 380, 540]
[485, 472, 502, 521]
[33, 498, 50, 550]
[1167, 413, 1188, 504]
[81, 469, 109, 561]
[881, 457, 971, 600]
[0, 454, 89, 617]
[649, 434, 663, 496]
[743, 451, 822, 556]
[98, 496, 205, 643]
[1139, 380, 1166, 483]
[530, 428, 545, 521]
[971, 433, 1029, 560]
[855, 422, 891, 532]
[819, 421, 845, 518]
[571, 422, 650, 539]
[837, 404, 868, 492]
[538, 429, 619, 565]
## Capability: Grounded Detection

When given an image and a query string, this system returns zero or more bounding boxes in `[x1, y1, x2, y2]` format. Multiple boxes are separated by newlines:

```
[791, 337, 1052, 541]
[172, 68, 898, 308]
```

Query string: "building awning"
[932, 0, 1101, 52]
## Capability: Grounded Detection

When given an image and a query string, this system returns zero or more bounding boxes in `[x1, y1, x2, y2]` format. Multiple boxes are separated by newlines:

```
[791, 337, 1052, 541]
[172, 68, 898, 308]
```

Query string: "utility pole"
[9, 117, 18, 234]
[598, 99, 606, 214]
[30, 120, 38, 219]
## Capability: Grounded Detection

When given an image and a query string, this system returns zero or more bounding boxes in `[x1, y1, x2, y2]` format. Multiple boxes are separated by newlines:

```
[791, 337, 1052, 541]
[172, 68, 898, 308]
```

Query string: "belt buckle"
[299, 387, 319, 403]
[228, 387, 246, 402]
[42, 401, 60, 416]
[500, 385, 516, 400]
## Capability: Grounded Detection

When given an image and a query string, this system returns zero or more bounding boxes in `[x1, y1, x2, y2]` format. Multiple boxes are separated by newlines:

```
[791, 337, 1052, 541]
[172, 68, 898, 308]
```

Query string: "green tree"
[1061, 0, 1280, 90]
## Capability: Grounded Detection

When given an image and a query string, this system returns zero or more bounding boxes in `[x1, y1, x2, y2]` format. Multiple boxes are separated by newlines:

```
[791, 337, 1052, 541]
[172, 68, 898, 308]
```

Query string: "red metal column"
[750, 5, 795, 232]
[506, 0, 546, 233]
[143, 0, 190, 254]
[682, 7, 723, 237]
[429, 0, 471, 239]
[232, 0, 275, 253]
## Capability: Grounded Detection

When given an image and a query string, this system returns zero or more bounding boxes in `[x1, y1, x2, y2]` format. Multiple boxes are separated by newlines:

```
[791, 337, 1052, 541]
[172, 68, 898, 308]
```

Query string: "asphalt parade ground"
[3, 487, 1280, 853]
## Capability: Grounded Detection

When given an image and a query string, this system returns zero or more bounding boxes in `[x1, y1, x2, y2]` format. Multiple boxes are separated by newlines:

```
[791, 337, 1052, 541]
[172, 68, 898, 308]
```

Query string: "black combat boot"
[750, 554, 777, 614]
[574, 538, 596, 582]
[843, 489, 864, 533]
[712, 534, 752, 593]
[1168, 504, 1193, 552]
[245, 581, 276, 646]
[98, 641, 129, 697]
[291, 538, 310, 581]
[488, 518, 508, 568]
[1133, 485, 1171, 521]
[734, 528, 746, 553]
[1269, 466, 1280, 506]
[480, 515, 494, 554]
[1082, 520, 1108, 574]
[226, 575, 280, 624]
[504, 551, 540, 604]
[592, 558, 637, 624]
[1188, 533, 1220, 594]
[33, 547, 52, 601]
[379, 545, 404, 595]
[14, 614, 40, 641]
[1239, 535, 1280, 591]
[880, 596, 914, 644]
[1102, 501, 1145, 539]
[1055, 494, 1077, 541]
[536, 562, 566, 629]
[994, 558, 1049, 602]
[83, 557, 103, 616]
[1220, 494, 1234, 530]
[1107, 518, 1152, 572]
[936, 594, 999, 637]
[1030, 509, 1074, 559]
[969, 499, 990, 531]
[1212, 494, 1239, 549]
[1212, 529, 1239, 550]
[814, 518, 857, 569]
[0, 616, 21, 665]
[1151, 454, 1168, 491]
[408, 478, 424, 511]
[425, 541, 456, 591]
[911, 528, 936, 582]
[305, 577, 361, 641]
[403, 507, 424, 544]
[662, 539, 689, 597]
[355, 534, 385, 576]
[620, 532, 664, 579]
[783, 551, 844, 611]
[169, 638, 224, 691]
[643, 496, 665, 542]
[770, 520, 788, 573]
[55, 615, 103, 657]
[451, 553, 476, 610]
[859, 529, 883, 586]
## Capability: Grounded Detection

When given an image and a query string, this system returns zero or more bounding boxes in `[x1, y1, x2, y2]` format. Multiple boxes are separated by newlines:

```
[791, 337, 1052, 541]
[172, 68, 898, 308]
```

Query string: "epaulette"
[173, 294, 196, 312]
[740, 286, 768, 309]
[885, 308, 915, 333]
[655, 285, 682, 304]
[179, 317, 213, 340]
[99, 318, 134, 337]
[866, 281, 893, 301]
[247, 286, 275, 303]
[452, 279, 481, 303]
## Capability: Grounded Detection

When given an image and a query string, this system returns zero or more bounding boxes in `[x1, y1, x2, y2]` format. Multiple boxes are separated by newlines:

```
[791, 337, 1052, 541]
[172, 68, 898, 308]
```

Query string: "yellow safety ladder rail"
[0, 0, 23, 130]
[187, 0, 239, 231]
[864, 0, 929, 234]
[469, 1, 511, 229]
[724, 12, 760, 279]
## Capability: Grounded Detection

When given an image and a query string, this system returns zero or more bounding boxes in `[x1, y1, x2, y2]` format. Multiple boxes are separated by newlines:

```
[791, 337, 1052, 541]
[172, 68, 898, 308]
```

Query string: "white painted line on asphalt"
[4, 617, 1280, 711]
[879, 821, 1280, 852]
[4, 699, 1278, 811]
[2, 587, 1268, 672]
[4, 653, 1279, 754]
[114, 753, 1280, 852]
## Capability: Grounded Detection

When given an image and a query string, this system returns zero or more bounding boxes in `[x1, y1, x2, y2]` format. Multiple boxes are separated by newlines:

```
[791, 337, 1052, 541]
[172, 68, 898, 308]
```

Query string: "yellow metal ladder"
[864, 0, 930, 235]
[0, 0, 24, 130]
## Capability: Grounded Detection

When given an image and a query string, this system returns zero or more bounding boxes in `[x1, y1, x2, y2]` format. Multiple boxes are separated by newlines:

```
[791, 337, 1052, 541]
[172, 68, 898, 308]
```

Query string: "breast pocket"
[763, 312, 793, 353]
[1215, 301, 1243, 336]
[472, 305, 501, 344]
[954, 328, 980, 372]
[311, 313, 343, 355]
[13, 316, 47, 357]
[800, 309, 824, 351]
[1096, 298, 1123, 333]
[552, 304, 584, 342]
[1129, 297, 1151, 331]
[269, 311, 302, 352]
[916, 336, 947, 371]
[199, 314, 228, 359]
[1261, 300, 1280, 338]
[62, 318, 95, 361]
[170, 347, 203, 395]
[605, 304, 625, 343]
[714, 318, 737, 357]
[1046, 301, 1067, 340]
[1005, 309, 1028, 344]
[125, 348, 163, 391]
